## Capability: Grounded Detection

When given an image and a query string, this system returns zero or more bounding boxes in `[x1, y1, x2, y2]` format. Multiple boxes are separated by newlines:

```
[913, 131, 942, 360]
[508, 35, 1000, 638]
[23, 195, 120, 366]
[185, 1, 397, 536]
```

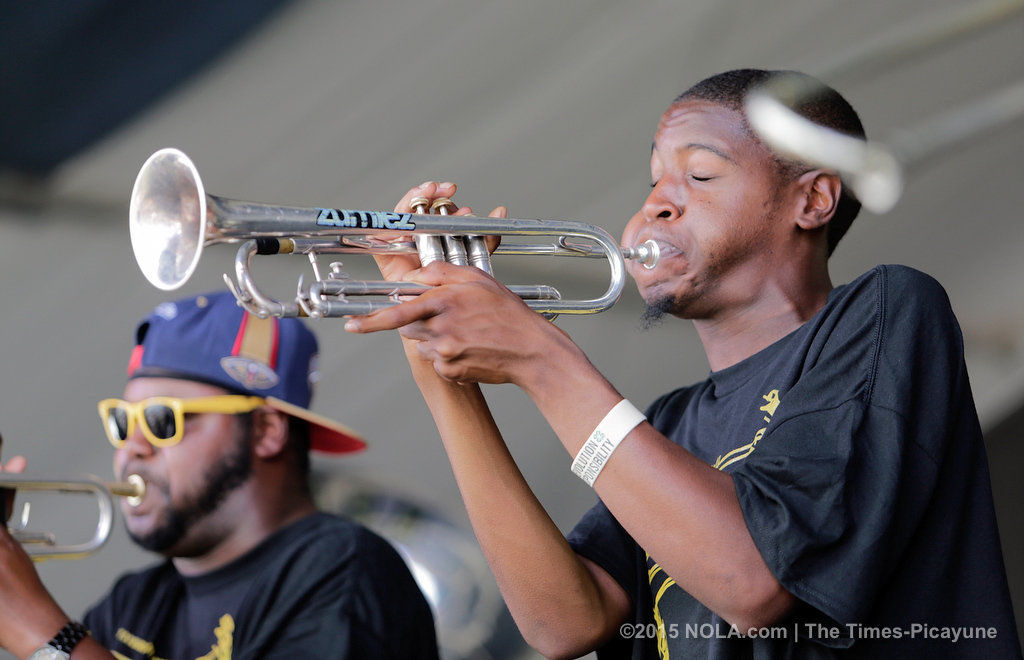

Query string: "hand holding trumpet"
[346, 181, 596, 390]
[0, 436, 78, 659]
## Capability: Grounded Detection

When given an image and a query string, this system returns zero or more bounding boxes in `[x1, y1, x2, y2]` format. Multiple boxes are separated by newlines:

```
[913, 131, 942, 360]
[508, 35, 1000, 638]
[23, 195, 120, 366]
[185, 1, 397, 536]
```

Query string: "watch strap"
[48, 620, 88, 654]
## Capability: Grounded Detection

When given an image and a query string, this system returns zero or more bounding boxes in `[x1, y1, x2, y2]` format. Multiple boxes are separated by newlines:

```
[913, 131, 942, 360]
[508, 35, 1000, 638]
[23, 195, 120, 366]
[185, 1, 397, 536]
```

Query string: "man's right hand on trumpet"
[357, 180, 567, 387]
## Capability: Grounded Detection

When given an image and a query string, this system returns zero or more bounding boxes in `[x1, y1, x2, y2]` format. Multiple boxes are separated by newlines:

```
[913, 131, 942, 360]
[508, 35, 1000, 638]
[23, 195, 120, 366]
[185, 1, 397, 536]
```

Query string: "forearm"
[519, 344, 794, 630]
[0, 609, 114, 660]
[0, 528, 96, 659]
[403, 339, 628, 654]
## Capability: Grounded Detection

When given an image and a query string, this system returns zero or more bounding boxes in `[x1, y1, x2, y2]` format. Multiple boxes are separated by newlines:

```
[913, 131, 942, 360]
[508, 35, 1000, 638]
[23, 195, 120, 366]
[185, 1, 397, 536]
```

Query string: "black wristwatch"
[28, 621, 88, 660]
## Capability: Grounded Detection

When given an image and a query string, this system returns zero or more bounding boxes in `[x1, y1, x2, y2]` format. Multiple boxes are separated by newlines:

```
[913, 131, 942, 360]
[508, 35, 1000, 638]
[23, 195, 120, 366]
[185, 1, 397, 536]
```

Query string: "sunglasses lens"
[105, 408, 129, 441]
[144, 404, 177, 441]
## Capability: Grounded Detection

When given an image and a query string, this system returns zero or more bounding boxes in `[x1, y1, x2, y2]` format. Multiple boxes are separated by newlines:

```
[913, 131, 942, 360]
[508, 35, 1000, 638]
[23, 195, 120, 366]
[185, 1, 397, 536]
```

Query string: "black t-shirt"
[568, 265, 1021, 658]
[83, 512, 439, 659]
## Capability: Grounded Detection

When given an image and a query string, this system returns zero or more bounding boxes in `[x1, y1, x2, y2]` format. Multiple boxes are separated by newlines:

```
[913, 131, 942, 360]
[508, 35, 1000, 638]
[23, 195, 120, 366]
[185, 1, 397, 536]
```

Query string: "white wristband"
[570, 399, 646, 486]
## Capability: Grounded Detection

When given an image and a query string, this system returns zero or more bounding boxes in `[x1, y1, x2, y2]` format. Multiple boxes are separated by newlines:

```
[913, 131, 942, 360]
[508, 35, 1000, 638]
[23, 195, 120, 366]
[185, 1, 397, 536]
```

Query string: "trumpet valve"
[430, 197, 457, 215]
[410, 196, 447, 266]
[409, 196, 430, 214]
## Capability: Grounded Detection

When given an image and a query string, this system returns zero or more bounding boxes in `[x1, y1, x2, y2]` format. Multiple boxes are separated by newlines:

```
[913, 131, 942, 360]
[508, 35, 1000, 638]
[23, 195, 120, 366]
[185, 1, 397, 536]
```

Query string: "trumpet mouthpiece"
[120, 474, 145, 507]
[624, 239, 659, 270]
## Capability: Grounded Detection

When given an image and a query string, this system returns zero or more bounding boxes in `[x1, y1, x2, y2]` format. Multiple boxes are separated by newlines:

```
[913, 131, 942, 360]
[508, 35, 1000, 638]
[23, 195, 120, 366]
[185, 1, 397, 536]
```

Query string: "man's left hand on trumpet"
[348, 181, 577, 388]
[0, 438, 80, 660]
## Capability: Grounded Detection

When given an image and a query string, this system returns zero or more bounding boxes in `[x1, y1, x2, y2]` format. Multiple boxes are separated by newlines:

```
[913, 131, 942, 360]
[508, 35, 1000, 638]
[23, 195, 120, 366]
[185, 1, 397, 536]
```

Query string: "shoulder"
[874, 263, 947, 294]
[819, 264, 961, 363]
[838, 264, 953, 317]
[285, 514, 435, 628]
[227, 514, 438, 658]
[241, 513, 428, 615]
[808, 265, 970, 424]
[273, 512, 411, 573]
[854, 265, 963, 347]
[296, 512, 397, 549]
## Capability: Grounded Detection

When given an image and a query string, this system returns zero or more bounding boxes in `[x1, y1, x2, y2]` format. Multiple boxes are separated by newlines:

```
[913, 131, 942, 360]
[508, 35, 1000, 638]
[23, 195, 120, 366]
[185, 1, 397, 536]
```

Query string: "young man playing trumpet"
[345, 69, 1020, 657]
[0, 291, 439, 659]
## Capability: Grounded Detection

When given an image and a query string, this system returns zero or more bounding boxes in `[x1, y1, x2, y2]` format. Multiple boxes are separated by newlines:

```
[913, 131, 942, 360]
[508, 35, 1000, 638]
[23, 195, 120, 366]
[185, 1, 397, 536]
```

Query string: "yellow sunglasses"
[97, 395, 266, 448]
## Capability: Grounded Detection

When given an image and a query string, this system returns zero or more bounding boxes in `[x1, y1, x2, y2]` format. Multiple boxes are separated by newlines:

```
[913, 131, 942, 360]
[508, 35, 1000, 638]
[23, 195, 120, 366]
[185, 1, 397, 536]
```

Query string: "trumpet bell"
[130, 147, 207, 291]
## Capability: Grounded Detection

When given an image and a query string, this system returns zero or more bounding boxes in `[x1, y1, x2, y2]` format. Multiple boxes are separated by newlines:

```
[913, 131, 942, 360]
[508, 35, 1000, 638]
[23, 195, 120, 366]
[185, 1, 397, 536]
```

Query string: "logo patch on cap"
[154, 302, 179, 320]
[221, 357, 280, 391]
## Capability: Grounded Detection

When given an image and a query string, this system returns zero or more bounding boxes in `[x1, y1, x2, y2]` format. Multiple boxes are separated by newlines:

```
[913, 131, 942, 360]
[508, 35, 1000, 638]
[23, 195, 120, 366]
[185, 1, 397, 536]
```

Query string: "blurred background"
[1, 1, 1021, 657]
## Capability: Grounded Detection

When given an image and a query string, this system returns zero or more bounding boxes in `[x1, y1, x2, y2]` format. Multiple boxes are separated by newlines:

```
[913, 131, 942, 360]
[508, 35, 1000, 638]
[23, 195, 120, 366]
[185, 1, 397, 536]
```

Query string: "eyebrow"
[650, 141, 737, 164]
[686, 142, 736, 163]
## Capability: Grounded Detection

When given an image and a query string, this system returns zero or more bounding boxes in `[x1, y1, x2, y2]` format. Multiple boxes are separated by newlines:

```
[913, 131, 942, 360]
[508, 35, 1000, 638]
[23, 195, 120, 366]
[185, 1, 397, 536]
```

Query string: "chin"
[125, 518, 158, 546]
[126, 509, 189, 553]
[638, 280, 682, 309]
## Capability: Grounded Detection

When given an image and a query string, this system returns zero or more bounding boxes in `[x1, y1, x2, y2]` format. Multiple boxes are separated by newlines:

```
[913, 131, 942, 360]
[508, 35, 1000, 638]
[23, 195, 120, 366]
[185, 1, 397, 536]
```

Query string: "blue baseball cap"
[126, 291, 365, 454]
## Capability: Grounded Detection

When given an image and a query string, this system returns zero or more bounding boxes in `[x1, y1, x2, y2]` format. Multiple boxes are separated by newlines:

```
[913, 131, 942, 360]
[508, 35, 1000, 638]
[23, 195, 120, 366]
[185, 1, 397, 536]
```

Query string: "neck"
[692, 262, 832, 372]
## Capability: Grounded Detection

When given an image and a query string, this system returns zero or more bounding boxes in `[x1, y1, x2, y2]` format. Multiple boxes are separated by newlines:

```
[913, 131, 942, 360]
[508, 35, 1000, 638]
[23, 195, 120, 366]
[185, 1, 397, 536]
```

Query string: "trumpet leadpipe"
[270, 235, 659, 266]
[0, 474, 145, 501]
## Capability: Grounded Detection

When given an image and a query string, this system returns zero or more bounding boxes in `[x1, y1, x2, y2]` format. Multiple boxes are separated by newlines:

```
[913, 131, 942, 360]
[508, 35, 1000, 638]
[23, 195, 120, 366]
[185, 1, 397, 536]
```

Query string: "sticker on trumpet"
[315, 208, 417, 230]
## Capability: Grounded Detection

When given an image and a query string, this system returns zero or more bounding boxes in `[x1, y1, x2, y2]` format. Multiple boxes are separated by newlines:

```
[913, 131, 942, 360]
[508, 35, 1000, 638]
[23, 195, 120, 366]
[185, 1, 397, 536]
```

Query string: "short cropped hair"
[676, 69, 866, 256]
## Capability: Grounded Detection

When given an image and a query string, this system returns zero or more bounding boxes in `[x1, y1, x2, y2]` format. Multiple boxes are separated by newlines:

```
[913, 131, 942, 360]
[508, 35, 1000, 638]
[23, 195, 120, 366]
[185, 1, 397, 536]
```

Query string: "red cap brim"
[265, 397, 366, 454]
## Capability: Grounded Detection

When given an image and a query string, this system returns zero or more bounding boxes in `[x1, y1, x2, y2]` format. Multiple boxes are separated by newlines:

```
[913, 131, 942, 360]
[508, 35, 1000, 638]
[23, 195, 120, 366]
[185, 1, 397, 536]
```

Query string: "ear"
[793, 170, 841, 231]
[251, 409, 290, 460]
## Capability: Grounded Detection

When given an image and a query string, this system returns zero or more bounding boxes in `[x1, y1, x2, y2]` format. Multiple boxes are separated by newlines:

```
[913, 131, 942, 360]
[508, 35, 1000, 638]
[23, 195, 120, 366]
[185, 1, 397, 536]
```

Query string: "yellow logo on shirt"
[713, 390, 779, 470]
[113, 614, 234, 660]
[196, 615, 234, 659]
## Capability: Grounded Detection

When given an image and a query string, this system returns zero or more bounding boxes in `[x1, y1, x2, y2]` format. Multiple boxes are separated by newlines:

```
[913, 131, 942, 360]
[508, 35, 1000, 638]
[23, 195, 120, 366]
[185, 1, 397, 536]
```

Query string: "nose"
[641, 184, 682, 223]
[119, 421, 156, 460]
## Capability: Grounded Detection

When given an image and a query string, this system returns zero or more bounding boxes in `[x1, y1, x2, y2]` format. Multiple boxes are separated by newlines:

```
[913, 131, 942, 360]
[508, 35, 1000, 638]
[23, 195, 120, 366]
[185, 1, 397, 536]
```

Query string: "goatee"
[640, 296, 677, 330]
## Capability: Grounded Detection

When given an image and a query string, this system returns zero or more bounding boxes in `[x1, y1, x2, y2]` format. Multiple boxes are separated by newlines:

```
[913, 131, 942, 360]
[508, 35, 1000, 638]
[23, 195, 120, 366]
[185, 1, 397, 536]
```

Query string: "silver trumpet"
[1, 474, 145, 560]
[129, 148, 659, 319]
